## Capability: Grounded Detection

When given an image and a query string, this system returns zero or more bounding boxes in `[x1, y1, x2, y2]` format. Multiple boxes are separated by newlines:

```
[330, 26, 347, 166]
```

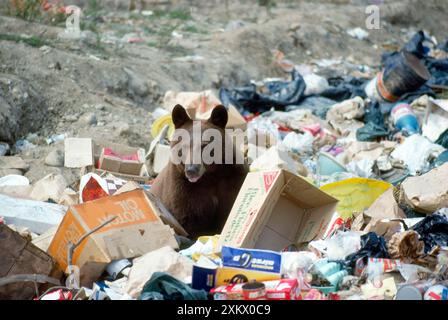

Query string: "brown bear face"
[170, 104, 229, 183]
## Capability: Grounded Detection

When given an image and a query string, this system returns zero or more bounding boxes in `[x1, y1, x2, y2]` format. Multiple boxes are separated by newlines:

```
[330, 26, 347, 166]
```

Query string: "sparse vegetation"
[0, 33, 48, 47]
[146, 9, 192, 21]
[6, 0, 67, 25]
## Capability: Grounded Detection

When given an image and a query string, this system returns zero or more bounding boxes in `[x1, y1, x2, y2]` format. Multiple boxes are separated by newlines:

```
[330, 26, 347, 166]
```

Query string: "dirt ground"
[0, 0, 447, 184]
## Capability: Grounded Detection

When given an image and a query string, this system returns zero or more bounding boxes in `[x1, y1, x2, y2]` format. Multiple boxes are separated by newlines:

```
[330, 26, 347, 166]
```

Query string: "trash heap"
[1, 30, 448, 300]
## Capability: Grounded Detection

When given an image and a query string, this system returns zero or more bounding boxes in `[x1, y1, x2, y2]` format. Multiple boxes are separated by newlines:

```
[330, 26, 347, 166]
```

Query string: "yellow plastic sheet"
[151, 114, 175, 139]
[320, 178, 392, 219]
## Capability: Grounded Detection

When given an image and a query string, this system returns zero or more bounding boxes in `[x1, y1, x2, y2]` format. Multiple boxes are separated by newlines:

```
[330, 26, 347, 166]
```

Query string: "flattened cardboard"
[219, 170, 339, 251]
[64, 138, 93, 168]
[0, 224, 55, 300]
[47, 189, 178, 286]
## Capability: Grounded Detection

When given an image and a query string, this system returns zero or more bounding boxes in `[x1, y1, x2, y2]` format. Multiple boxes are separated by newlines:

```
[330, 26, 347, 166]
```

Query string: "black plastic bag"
[436, 129, 448, 149]
[356, 101, 389, 141]
[411, 209, 448, 253]
[320, 76, 367, 102]
[285, 95, 336, 119]
[344, 232, 390, 268]
[219, 70, 306, 114]
[139, 272, 208, 300]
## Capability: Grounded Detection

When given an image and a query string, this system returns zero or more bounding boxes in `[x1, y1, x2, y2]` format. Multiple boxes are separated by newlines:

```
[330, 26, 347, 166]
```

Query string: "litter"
[3, 25, 448, 301]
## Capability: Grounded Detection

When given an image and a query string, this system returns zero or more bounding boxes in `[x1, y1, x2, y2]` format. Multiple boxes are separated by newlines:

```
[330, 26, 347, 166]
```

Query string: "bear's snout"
[185, 164, 205, 183]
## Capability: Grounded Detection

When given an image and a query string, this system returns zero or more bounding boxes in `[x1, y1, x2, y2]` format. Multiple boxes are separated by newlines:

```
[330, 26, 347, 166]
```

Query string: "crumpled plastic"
[356, 101, 389, 142]
[303, 73, 329, 96]
[139, 272, 208, 300]
[344, 232, 390, 268]
[411, 208, 448, 253]
[436, 128, 448, 149]
[281, 251, 318, 281]
[247, 116, 281, 145]
[286, 96, 335, 119]
[281, 131, 314, 155]
[219, 70, 306, 114]
[321, 76, 367, 102]
[179, 235, 221, 264]
[391, 134, 445, 175]
[125, 246, 193, 298]
[309, 231, 362, 261]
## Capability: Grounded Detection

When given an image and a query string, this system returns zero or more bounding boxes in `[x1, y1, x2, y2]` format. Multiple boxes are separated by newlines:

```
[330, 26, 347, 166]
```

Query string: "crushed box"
[47, 189, 178, 286]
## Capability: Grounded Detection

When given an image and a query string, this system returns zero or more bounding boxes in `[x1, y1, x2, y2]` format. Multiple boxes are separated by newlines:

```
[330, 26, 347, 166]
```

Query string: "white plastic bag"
[391, 135, 445, 175]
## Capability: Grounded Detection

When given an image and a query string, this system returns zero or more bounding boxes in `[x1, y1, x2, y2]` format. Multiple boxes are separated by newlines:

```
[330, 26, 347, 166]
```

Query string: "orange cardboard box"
[47, 189, 178, 286]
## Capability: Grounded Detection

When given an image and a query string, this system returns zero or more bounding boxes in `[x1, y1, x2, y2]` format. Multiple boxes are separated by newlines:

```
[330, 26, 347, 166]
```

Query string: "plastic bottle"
[391, 103, 420, 136]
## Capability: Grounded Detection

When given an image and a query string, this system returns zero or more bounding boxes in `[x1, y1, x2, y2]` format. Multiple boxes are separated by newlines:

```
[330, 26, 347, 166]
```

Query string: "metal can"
[395, 285, 424, 300]
[242, 281, 266, 300]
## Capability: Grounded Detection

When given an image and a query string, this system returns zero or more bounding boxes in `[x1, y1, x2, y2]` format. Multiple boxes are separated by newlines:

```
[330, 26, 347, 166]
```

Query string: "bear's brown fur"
[151, 104, 248, 238]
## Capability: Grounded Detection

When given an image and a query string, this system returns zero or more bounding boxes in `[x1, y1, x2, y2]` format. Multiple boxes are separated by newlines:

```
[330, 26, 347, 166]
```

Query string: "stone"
[45, 149, 64, 167]
[80, 112, 97, 126]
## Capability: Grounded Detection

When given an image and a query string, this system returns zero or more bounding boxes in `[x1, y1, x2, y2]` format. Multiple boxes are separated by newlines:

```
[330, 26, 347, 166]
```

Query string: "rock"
[115, 122, 131, 137]
[45, 150, 64, 167]
[0, 169, 23, 176]
[39, 45, 52, 54]
[95, 104, 106, 111]
[80, 112, 97, 126]
[123, 68, 149, 98]
[0, 74, 47, 143]
[0, 143, 10, 156]
[0, 156, 29, 171]
[64, 115, 78, 122]
[225, 20, 246, 32]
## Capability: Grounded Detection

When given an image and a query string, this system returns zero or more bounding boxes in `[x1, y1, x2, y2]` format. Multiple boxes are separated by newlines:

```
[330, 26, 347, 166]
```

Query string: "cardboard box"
[219, 170, 339, 251]
[192, 246, 282, 291]
[99, 148, 121, 173]
[0, 224, 55, 300]
[211, 279, 299, 300]
[99, 147, 143, 175]
[47, 189, 178, 286]
[65, 138, 148, 180]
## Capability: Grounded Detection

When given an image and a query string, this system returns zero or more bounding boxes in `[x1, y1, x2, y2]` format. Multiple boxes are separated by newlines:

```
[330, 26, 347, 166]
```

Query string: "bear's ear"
[208, 105, 228, 128]
[172, 104, 191, 128]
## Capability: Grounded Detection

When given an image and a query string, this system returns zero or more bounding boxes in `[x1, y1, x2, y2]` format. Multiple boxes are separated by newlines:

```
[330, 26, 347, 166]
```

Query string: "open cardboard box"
[65, 138, 150, 184]
[219, 170, 339, 251]
[47, 189, 178, 286]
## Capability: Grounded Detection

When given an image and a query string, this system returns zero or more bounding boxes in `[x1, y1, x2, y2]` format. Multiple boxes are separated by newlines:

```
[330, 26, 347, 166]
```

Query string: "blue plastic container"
[391, 103, 420, 136]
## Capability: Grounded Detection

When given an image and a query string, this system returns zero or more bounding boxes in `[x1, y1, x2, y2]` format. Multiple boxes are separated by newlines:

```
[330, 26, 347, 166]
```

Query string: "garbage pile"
[1, 30, 448, 300]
